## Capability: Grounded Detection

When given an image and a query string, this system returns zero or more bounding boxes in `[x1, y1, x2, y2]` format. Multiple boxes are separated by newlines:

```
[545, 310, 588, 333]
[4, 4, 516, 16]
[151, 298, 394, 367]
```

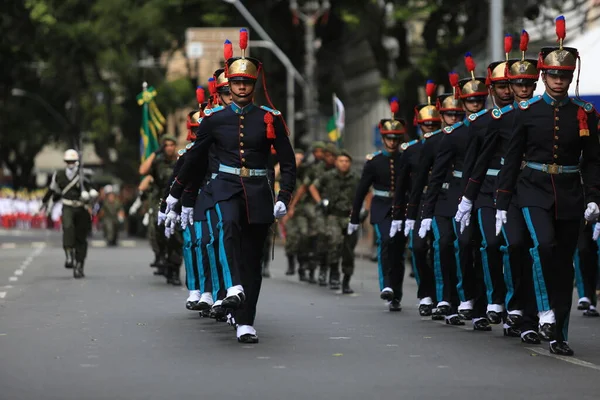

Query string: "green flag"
[137, 84, 165, 161]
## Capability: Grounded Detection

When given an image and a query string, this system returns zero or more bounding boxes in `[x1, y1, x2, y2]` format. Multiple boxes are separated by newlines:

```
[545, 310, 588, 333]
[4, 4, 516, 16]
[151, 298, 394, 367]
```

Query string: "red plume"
[196, 87, 205, 104]
[520, 30, 529, 52]
[264, 112, 275, 139]
[425, 80, 436, 98]
[224, 39, 233, 60]
[504, 34, 513, 55]
[464, 52, 476, 73]
[239, 29, 248, 51]
[390, 98, 400, 114]
[448, 72, 459, 88]
[208, 78, 217, 99]
[556, 16, 566, 42]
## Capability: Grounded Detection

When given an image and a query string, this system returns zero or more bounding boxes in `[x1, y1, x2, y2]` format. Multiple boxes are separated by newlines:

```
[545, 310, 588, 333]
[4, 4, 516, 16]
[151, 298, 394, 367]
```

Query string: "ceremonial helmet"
[63, 149, 79, 163]
[214, 40, 231, 94]
[414, 80, 441, 126]
[457, 53, 488, 100]
[508, 30, 539, 84]
[225, 29, 261, 82]
[378, 98, 407, 139]
[436, 72, 465, 116]
[538, 16, 578, 77]
[486, 35, 513, 86]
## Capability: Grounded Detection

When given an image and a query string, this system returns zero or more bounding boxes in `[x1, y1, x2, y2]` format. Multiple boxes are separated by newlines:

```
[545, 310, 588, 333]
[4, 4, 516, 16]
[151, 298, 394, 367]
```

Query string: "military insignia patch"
[584, 102, 594, 113]
[518, 100, 529, 110]
[443, 126, 454, 134]
[468, 113, 477, 121]
[178, 149, 186, 156]
[491, 108, 502, 119]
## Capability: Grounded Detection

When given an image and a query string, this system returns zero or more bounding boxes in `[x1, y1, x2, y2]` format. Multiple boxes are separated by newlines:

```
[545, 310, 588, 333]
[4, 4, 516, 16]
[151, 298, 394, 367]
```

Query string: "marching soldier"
[390, 80, 442, 316]
[165, 29, 296, 343]
[495, 16, 600, 355]
[309, 149, 360, 293]
[349, 99, 407, 311]
[420, 54, 490, 329]
[41, 149, 98, 278]
[99, 185, 124, 246]
[575, 223, 600, 317]
[457, 30, 541, 343]
[282, 149, 305, 276]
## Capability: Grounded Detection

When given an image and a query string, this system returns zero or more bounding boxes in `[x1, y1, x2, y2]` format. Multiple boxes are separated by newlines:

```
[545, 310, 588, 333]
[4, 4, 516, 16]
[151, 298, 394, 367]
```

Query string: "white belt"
[373, 189, 393, 198]
[62, 199, 85, 207]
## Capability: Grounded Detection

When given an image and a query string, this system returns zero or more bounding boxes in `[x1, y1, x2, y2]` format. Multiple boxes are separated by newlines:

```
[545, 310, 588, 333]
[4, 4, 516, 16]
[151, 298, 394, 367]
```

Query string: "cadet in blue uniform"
[390, 80, 441, 316]
[348, 99, 407, 311]
[458, 30, 541, 344]
[495, 16, 600, 356]
[420, 53, 490, 329]
[166, 30, 296, 343]
[574, 223, 600, 317]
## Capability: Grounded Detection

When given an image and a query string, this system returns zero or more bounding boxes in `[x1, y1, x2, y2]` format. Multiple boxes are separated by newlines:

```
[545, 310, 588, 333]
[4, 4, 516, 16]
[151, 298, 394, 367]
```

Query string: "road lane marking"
[90, 240, 106, 247]
[0, 292, 5, 299]
[8, 277, 17, 282]
[526, 347, 600, 371]
[31, 242, 46, 248]
[14, 270, 23, 276]
[120, 240, 136, 247]
[1, 243, 16, 249]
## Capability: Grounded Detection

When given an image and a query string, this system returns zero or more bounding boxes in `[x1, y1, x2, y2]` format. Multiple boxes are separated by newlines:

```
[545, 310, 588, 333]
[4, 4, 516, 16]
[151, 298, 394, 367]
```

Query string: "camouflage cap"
[294, 148, 305, 155]
[312, 141, 326, 150]
[324, 143, 339, 156]
[338, 149, 353, 161]
[161, 135, 177, 144]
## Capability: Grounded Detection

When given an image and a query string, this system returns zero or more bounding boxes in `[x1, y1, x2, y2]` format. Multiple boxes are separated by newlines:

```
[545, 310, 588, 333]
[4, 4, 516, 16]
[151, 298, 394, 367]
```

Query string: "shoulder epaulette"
[185, 142, 194, 150]
[400, 139, 419, 151]
[177, 149, 186, 156]
[491, 104, 515, 120]
[366, 150, 382, 161]
[203, 105, 225, 117]
[443, 121, 464, 134]
[467, 108, 489, 122]
[571, 98, 595, 113]
[260, 105, 282, 116]
[518, 95, 542, 110]
[423, 129, 441, 139]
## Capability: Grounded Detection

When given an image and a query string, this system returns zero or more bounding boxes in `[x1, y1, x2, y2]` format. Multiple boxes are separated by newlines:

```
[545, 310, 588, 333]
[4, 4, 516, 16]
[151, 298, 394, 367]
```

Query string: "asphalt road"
[1, 228, 599, 400]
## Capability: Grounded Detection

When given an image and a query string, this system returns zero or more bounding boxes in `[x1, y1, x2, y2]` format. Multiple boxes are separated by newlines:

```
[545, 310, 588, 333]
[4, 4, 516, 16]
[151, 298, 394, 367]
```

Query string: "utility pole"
[489, 0, 504, 63]
[290, 0, 330, 142]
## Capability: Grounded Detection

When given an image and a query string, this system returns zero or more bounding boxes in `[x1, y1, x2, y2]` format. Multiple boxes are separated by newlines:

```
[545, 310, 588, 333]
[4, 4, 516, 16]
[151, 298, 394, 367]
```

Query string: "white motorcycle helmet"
[63, 149, 79, 165]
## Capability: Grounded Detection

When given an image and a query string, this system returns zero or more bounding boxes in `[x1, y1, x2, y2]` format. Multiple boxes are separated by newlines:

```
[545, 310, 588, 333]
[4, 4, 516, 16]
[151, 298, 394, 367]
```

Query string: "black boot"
[64, 249, 75, 269]
[73, 261, 84, 279]
[286, 255, 295, 276]
[342, 274, 353, 294]
[307, 267, 317, 284]
[170, 266, 182, 286]
[318, 266, 328, 286]
[261, 263, 271, 278]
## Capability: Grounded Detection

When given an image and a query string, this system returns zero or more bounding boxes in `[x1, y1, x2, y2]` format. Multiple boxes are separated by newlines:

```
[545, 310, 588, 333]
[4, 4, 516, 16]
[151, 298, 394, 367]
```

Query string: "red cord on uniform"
[265, 112, 275, 139]
[578, 107, 590, 136]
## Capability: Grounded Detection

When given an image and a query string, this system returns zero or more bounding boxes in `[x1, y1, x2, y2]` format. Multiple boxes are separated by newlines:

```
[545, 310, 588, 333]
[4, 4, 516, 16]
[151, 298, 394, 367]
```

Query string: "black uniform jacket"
[392, 139, 424, 220]
[170, 102, 296, 224]
[350, 150, 403, 225]
[496, 93, 600, 220]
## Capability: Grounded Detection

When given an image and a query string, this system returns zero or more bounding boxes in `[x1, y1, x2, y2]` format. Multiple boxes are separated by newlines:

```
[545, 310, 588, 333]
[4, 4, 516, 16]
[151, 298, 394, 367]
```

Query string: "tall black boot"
[73, 261, 84, 279]
[169, 266, 182, 286]
[342, 274, 354, 294]
[329, 264, 341, 290]
[64, 248, 75, 269]
[318, 264, 328, 286]
[286, 254, 296, 275]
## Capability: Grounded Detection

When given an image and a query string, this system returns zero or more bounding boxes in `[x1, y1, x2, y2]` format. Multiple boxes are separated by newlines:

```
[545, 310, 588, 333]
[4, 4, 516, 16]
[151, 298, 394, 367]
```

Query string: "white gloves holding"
[584, 202, 600, 222]
[180, 206, 194, 230]
[495, 210, 507, 236]
[165, 195, 179, 214]
[418, 218, 432, 239]
[89, 189, 99, 199]
[157, 211, 167, 226]
[455, 197, 473, 234]
[404, 219, 415, 237]
[347, 223, 359, 235]
[593, 223, 600, 241]
[389, 220, 403, 238]
[273, 201, 287, 218]
[80, 191, 90, 201]
[164, 210, 179, 238]
[129, 196, 142, 216]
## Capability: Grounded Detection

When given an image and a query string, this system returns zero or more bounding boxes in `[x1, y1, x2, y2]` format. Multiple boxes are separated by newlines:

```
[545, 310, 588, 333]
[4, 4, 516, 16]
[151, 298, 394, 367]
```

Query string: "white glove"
[584, 202, 600, 222]
[157, 211, 167, 226]
[273, 201, 287, 218]
[389, 220, 403, 238]
[593, 223, 600, 241]
[80, 191, 90, 201]
[165, 194, 179, 214]
[142, 212, 150, 226]
[89, 189, 99, 199]
[129, 197, 142, 216]
[180, 206, 194, 230]
[455, 197, 473, 234]
[404, 219, 415, 237]
[495, 209, 507, 236]
[347, 223, 359, 235]
[418, 218, 432, 239]
[164, 210, 179, 238]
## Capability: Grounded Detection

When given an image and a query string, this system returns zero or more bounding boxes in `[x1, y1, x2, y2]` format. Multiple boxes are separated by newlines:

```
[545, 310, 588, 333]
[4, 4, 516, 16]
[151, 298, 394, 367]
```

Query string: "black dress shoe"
[192, 301, 212, 311]
[505, 314, 523, 327]
[473, 319, 492, 331]
[458, 309, 473, 320]
[199, 309, 211, 318]
[211, 305, 227, 321]
[431, 305, 450, 320]
[577, 300, 590, 310]
[380, 290, 394, 302]
[238, 334, 259, 344]
[549, 341, 574, 356]
[222, 293, 245, 310]
[539, 323, 555, 341]
[389, 299, 402, 312]
[186, 301, 199, 310]
[418, 304, 433, 317]
[503, 327, 521, 338]
[446, 315, 465, 326]
[520, 331, 541, 344]
[486, 311, 502, 325]
[342, 286, 354, 294]
[583, 308, 600, 317]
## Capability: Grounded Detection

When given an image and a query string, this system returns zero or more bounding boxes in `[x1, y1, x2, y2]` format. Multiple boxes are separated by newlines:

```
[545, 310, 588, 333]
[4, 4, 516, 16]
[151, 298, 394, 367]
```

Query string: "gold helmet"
[225, 29, 261, 81]
[538, 16, 578, 76]
[414, 80, 441, 126]
[378, 98, 407, 139]
[508, 30, 539, 83]
[437, 72, 465, 116]
[458, 53, 488, 100]
[486, 34, 513, 85]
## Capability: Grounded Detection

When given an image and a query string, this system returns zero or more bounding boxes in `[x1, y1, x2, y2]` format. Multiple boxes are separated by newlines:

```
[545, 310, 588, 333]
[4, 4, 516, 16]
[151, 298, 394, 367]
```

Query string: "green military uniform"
[312, 151, 360, 292]
[101, 195, 122, 246]
[149, 141, 183, 285]
[146, 180, 162, 265]
[284, 155, 307, 273]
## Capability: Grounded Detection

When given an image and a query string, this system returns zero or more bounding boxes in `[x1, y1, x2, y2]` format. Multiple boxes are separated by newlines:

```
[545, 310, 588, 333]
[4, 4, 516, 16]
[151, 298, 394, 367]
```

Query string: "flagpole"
[332, 92, 339, 148]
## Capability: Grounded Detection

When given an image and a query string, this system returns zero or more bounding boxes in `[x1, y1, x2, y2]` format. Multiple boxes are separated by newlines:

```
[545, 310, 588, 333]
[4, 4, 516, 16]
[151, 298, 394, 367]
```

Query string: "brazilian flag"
[137, 84, 166, 161]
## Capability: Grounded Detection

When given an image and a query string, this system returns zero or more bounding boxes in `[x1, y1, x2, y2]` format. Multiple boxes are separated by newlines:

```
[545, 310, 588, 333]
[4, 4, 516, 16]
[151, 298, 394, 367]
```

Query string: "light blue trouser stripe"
[522, 207, 551, 311]
[477, 209, 495, 304]
[451, 219, 466, 302]
[408, 232, 420, 287]
[192, 223, 206, 292]
[431, 218, 444, 302]
[373, 224, 385, 291]
[573, 249, 586, 300]
[202, 214, 220, 299]
[182, 227, 197, 291]
[214, 204, 233, 289]
[500, 226, 515, 309]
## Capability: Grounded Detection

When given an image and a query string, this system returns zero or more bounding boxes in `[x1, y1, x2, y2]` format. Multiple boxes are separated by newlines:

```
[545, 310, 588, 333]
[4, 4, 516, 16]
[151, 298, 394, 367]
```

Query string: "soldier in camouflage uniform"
[41, 149, 98, 278]
[283, 149, 305, 275]
[139, 135, 183, 285]
[309, 150, 360, 292]
[99, 185, 124, 246]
